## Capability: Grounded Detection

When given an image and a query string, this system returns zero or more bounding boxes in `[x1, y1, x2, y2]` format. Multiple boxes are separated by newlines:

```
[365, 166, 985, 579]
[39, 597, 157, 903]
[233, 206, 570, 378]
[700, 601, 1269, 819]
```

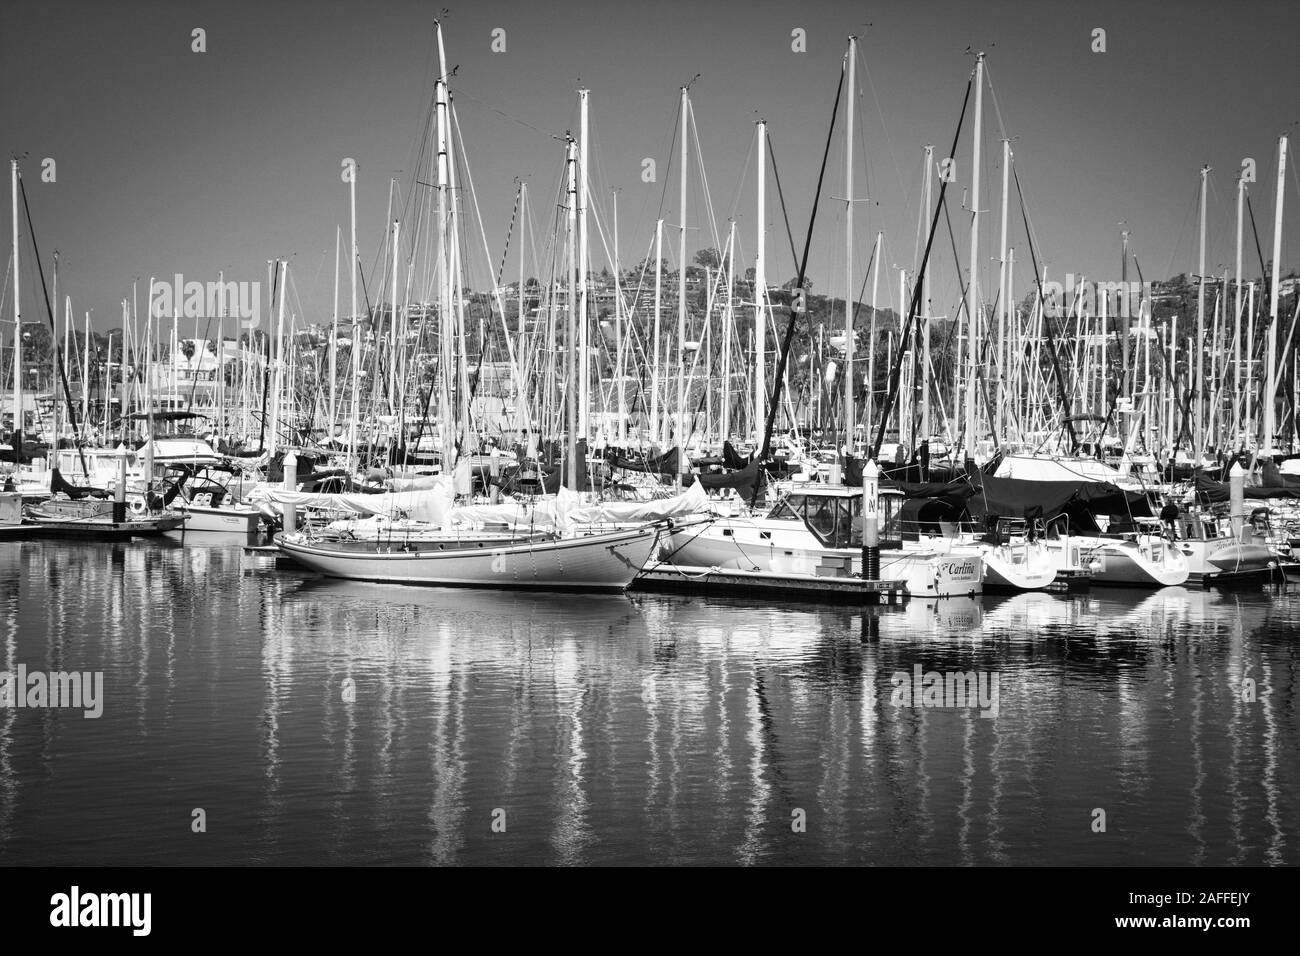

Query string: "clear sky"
[2, 0, 1298, 335]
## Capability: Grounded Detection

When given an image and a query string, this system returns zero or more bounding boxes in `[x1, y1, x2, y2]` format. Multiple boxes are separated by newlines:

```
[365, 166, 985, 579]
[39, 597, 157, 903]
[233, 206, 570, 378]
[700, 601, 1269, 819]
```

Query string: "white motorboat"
[666, 483, 983, 598]
[1167, 511, 1280, 586]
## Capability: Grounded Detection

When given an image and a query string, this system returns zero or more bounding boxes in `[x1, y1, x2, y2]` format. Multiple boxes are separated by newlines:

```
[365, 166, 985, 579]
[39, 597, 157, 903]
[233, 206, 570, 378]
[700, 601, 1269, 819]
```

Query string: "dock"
[633, 564, 909, 604]
[1045, 569, 1093, 592]
[1195, 564, 1290, 589]
[243, 543, 304, 570]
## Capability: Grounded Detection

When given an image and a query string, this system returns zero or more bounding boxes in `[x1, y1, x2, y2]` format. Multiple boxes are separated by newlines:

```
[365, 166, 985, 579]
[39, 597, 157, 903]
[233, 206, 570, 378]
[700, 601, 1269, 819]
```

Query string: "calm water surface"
[0, 536, 1296, 865]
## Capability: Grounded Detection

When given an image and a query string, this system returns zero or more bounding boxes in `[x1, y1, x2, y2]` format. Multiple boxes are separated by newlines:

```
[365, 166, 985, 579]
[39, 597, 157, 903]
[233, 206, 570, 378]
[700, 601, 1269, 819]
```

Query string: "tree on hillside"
[694, 248, 722, 270]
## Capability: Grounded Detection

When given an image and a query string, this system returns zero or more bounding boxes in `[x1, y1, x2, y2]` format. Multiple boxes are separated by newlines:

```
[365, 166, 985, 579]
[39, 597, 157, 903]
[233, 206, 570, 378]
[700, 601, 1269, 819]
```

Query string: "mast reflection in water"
[0, 538, 1296, 865]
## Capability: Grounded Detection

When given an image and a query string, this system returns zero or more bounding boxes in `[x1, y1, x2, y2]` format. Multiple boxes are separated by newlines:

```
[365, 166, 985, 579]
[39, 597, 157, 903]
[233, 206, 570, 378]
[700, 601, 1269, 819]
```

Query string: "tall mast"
[1264, 134, 1288, 455]
[963, 52, 985, 460]
[389, 219, 400, 418]
[843, 36, 857, 456]
[867, 231, 881, 433]
[1195, 164, 1209, 457]
[1120, 229, 1130, 401]
[1246, 282, 1256, 441]
[922, 145, 934, 442]
[435, 20, 454, 473]
[330, 226, 339, 433]
[51, 251, 58, 443]
[651, 218, 663, 447]
[269, 259, 287, 457]
[518, 180, 527, 439]
[518, 182, 527, 343]
[578, 89, 590, 442]
[447, 121, 471, 459]
[81, 310, 91, 427]
[722, 222, 735, 441]
[675, 85, 689, 477]
[1234, 171, 1245, 446]
[10, 160, 21, 456]
[348, 154, 364, 468]
[614, 190, 625, 445]
[565, 136, 579, 489]
[754, 120, 767, 442]
[62, 296, 72, 433]
[897, 267, 908, 438]
[349, 137, 359, 465]
[1007, 247, 1015, 442]
[1168, 314, 1177, 452]
[996, 137, 1010, 441]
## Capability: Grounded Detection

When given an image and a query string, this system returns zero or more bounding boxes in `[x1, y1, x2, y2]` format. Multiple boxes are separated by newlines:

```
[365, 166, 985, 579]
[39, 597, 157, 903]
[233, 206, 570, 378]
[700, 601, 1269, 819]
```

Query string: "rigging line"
[755, 59, 846, 481]
[871, 72, 973, 463]
[446, 85, 560, 141]
[981, 61, 1011, 145]
[497, 183, 521, 288]
[856, 41, 910, 220]
[1162, 179, 1203, 281]
[1012, 162, 1077, 452]
[1292, 146, 1300, 216]
[941, 183, 974, 445]
[687, 101, 723, 254]
[913, 156, 926, 275]
[17, 173, 88, 475]
[764, 132, 800, 274]
[726, 130, 756, 222]
[1246, 195, 1270, 289]
[656, 96, 681, 223]
[680, 264, 735, 446]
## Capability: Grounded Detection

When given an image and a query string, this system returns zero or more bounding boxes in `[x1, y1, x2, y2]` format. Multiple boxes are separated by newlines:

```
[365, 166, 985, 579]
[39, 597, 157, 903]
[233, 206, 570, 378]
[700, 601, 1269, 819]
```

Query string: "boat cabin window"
[768, 497, 803, 521]
[768, 493, 860, 549]
[1175, 515, 1214, 540]
[879, 493, 904, 548]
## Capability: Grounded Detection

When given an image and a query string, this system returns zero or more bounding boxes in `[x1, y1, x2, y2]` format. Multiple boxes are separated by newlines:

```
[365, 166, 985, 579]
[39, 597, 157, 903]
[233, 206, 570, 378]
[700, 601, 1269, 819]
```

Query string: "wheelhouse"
[764, 485, 905, 549]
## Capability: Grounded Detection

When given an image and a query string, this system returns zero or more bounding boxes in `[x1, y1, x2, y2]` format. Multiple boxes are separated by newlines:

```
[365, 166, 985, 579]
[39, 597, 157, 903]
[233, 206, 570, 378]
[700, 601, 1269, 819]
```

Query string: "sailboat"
[276, 22, 711, 592]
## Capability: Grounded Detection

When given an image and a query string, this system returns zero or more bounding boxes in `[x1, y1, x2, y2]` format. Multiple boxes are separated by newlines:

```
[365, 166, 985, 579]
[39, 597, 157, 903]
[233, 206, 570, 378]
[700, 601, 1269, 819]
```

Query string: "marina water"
[0, 535, 1296, 866]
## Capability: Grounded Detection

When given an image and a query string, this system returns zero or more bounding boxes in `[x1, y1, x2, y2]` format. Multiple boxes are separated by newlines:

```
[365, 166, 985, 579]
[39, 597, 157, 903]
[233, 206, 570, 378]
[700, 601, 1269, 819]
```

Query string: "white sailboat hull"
[974, 539, 1059, 591]
[1047, 535, 1188, 587]
[276, 523, 665, 591]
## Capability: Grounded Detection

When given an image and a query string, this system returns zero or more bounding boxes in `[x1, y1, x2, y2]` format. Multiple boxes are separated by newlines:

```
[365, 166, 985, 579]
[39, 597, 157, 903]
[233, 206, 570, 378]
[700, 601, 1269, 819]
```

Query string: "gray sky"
[2, 0, 1298, 335]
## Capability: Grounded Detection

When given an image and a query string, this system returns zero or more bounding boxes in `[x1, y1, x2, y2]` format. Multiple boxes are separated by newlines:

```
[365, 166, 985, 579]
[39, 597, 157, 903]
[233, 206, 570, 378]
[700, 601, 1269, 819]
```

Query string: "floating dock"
[1044, 569, 1093, 592]
[19, 515, 186, 540]
[1195, 564, 1290, 588]
[633, 564, 909, 604]
[243, 543, 302, 570]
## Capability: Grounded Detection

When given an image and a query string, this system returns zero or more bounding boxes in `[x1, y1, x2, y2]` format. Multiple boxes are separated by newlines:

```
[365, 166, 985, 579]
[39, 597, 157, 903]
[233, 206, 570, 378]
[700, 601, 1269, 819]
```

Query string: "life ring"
[129, 498, 147, 516]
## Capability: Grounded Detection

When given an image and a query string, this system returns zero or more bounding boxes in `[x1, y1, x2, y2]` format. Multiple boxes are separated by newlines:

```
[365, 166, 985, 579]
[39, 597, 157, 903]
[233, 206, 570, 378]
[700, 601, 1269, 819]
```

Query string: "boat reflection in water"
[0, 538, 1295, 866]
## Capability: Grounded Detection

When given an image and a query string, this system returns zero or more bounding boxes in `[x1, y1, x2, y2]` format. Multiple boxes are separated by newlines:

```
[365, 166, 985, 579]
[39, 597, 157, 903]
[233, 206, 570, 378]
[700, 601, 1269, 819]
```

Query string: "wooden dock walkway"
[633, 564, 908, 604]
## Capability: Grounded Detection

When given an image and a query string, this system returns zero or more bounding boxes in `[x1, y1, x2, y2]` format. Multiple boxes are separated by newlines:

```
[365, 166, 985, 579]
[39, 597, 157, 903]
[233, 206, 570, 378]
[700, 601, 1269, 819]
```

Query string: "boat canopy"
[888, 473, 1155, 532]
